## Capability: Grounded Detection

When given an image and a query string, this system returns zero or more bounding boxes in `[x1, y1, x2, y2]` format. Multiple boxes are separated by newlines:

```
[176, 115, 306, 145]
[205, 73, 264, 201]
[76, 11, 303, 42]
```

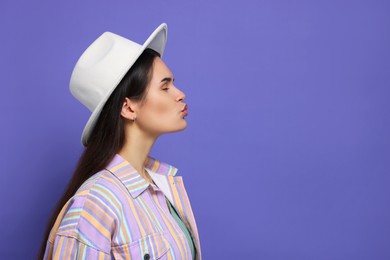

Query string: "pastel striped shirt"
[43, 153, 202, 259]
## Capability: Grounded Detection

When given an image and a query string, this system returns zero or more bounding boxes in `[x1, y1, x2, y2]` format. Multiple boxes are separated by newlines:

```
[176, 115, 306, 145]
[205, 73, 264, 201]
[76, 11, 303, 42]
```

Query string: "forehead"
[151, 57, 173, 79]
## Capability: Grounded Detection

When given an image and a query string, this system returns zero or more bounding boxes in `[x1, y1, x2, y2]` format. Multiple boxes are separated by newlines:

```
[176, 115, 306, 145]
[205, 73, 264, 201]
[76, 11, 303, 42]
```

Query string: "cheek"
[146, 99, 171, 116]
[155, 102, 170, 114]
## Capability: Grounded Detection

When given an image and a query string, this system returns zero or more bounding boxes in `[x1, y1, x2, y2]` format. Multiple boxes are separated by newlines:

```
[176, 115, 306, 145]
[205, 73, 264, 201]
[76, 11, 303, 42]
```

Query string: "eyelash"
[162, 85, 170, 91]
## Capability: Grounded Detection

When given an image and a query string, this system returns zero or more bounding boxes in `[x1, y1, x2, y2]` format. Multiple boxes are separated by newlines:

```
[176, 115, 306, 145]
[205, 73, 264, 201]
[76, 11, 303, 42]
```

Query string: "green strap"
[166, 197, 196, 260]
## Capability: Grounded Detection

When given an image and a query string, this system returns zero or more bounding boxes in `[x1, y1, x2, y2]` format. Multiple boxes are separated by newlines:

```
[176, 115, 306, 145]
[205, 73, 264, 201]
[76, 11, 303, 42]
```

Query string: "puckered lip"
[181, 104, 188, 112]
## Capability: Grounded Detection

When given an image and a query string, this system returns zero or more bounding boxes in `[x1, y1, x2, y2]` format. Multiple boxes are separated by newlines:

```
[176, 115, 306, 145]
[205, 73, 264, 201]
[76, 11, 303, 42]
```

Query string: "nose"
[176, 88, 186, 102]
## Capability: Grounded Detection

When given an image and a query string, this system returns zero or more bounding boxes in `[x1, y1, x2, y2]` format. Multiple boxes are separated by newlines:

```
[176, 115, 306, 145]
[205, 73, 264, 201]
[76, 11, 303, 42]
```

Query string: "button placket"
[154, 190, 188, 240]
[149, 183, 191, 258]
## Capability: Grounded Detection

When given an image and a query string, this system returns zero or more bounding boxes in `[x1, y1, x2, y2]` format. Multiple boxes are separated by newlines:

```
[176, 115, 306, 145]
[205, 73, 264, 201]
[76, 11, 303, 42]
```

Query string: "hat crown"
[70, 32, 143, 112]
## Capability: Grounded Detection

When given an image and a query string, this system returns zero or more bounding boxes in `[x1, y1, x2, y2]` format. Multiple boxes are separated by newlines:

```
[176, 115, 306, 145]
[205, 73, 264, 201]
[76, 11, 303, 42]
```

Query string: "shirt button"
[143, 253, 150, 260]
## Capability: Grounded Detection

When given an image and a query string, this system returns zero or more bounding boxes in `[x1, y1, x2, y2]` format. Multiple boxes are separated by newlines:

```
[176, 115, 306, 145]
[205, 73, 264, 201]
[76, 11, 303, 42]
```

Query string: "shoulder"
[71, 169, 128, 213]
[54, 169, 128, 253]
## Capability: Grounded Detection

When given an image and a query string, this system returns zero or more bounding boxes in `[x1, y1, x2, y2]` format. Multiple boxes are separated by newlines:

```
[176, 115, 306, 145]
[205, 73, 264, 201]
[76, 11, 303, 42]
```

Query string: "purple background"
[1, 0, 390, 259]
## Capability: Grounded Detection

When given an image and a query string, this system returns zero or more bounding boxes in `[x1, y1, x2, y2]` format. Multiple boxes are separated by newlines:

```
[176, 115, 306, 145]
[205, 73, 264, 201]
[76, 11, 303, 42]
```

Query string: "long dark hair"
[38, 48, 161, 259]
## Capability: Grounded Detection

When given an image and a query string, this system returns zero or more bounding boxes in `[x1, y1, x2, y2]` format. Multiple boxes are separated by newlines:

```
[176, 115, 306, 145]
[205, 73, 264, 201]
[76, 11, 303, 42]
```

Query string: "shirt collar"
[104, 153, 178, 198]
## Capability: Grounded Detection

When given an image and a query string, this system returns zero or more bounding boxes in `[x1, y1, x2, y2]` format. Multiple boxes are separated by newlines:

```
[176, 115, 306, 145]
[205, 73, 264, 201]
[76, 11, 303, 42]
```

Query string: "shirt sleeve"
[44, 235, 111, 259]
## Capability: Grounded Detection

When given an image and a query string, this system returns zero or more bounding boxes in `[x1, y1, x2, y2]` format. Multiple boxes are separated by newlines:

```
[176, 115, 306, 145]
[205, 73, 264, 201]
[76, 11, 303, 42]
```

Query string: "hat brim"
[80, 23, 168, 147]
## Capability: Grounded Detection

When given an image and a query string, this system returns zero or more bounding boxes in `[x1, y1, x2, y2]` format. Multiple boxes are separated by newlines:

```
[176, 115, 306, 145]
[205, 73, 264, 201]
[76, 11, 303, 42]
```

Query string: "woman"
[39, 23, 201, 259]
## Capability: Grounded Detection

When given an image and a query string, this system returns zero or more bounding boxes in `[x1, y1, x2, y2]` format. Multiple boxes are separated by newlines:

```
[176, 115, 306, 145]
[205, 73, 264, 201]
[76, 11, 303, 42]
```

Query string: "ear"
[120, 97, 137, 121]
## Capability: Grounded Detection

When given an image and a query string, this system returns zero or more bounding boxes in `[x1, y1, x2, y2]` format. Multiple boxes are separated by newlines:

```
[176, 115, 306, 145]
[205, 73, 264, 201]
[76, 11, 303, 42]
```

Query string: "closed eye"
[160, 77, 174, 92]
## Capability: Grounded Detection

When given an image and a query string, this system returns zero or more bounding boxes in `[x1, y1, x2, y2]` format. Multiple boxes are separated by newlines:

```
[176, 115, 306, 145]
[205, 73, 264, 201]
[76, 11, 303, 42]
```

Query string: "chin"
[171, 120, 188, 132]
[178, 121, 188, 131]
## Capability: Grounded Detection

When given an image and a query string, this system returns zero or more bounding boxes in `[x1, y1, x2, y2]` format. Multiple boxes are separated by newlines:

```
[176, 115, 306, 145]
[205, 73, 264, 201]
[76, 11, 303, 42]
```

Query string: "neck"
[118, 125, 158, 184]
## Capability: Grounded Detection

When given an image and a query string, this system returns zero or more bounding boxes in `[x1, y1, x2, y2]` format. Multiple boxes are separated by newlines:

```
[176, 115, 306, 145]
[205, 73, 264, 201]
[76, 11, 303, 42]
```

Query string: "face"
[132, 56, 188, 137]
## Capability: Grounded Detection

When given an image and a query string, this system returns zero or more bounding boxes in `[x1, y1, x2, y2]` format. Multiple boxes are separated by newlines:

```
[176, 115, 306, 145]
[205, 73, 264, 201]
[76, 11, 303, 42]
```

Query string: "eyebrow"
[160, 77, 175, 84]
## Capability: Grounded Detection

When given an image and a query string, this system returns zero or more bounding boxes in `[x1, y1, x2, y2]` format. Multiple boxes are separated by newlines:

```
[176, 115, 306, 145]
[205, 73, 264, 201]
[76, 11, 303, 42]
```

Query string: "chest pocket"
[111, 231, 170, 260]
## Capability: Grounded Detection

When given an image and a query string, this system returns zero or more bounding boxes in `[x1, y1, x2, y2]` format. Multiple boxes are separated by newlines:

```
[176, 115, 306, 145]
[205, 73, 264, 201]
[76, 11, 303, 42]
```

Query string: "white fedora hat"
[69, 23, 167, 147]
